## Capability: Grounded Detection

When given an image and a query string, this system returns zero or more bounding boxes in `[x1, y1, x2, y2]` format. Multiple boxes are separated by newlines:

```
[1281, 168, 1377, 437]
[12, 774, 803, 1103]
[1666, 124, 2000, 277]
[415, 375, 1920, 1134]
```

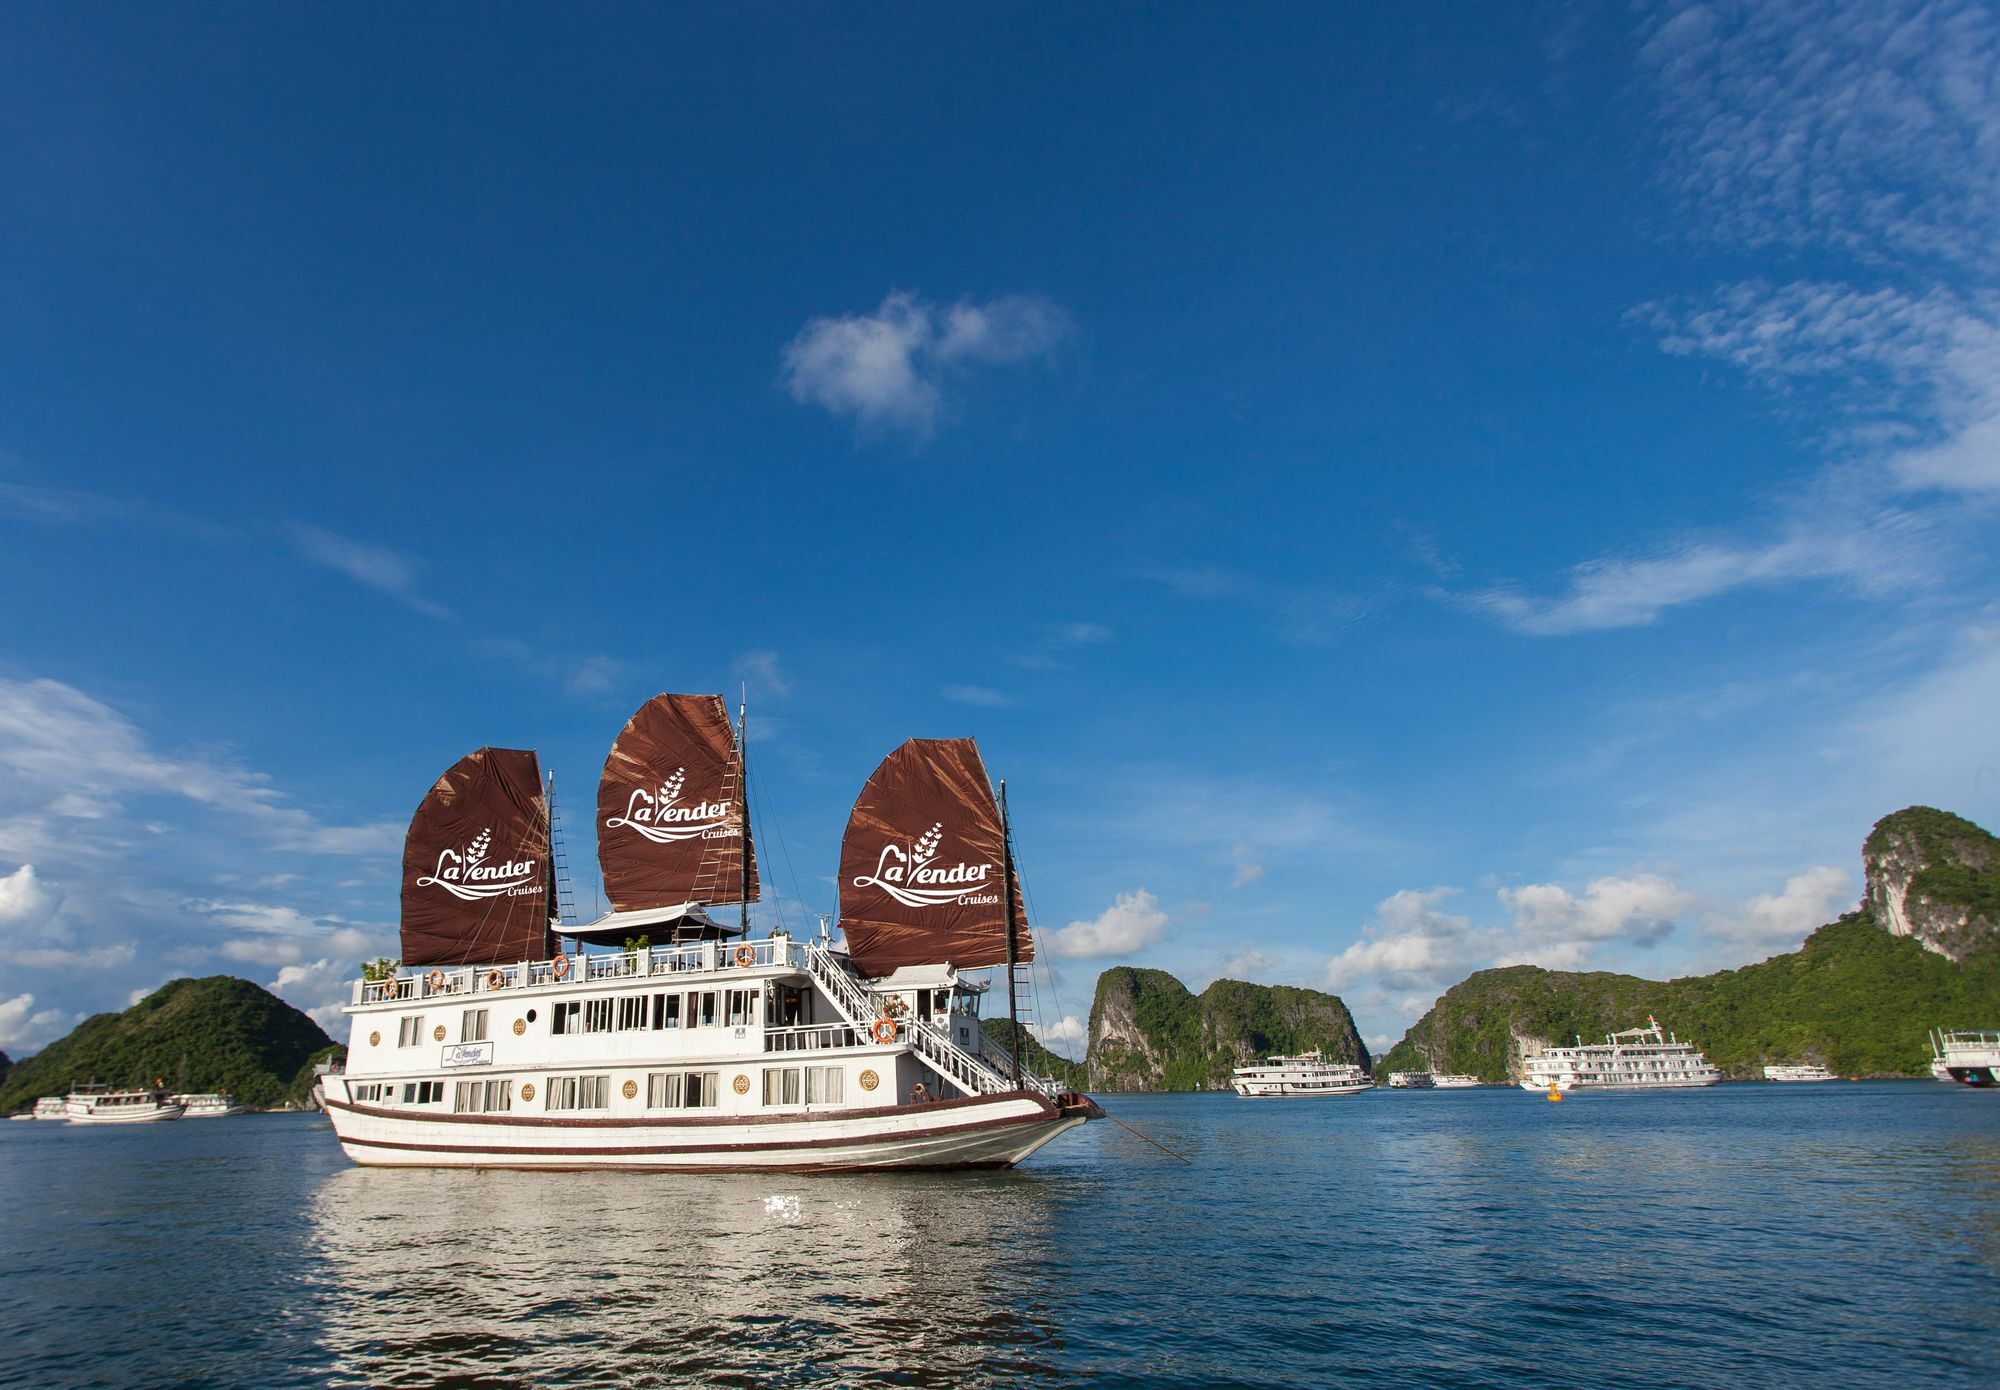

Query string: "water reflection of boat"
[308, 1163, 1064, 1383]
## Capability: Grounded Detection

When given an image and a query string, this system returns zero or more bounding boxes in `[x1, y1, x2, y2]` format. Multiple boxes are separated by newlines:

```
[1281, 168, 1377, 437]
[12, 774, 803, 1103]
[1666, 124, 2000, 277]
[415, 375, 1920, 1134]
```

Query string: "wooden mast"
[1001, 778, 1022, 1088]
[737, 690, 750, 939]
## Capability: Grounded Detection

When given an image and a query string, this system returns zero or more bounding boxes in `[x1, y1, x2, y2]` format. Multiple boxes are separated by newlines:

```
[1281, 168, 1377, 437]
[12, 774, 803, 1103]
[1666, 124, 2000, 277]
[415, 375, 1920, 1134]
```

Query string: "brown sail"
[596, 694, 758, 913]
[838, 737, 1029, 975]
[400, 747, 554, 967]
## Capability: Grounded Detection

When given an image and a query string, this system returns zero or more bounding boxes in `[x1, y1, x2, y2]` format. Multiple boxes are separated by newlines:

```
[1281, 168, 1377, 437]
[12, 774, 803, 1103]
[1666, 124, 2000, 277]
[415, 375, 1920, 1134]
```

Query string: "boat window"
[544, 1075, 611, 1111]
[653, 993, 681, 1029]
[397, 1015, 426, 1047]
[582, 999, 614, 1033]
[352, 1083, 384, 1103]
[401, 1080, 445, 1104]
[462, 1008, 489, 1043]
[453, 1079, 512, 1114]
[725, 989, 755, 1027]
[763, 1067, 802, 1105]
[550, 1000, 581, 1035]
[617, 995, 649, 1031]
[645, 1070, 719, 1108]
[688, 991, 717, 1028]
[806, 1065, 844, 1104]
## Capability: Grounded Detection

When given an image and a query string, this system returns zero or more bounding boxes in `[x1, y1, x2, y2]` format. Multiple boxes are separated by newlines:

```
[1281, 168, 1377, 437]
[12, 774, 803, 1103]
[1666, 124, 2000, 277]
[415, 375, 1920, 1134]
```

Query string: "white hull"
[1516, 1077, 1720, 1093]
[66, 1104, 184, 1123]
[181, 1103, 249, 1118]
[326, 1089, 1088, 1171]
[1431, 1076, 1482, 1089]
[1233, 1083, 1372, 1097]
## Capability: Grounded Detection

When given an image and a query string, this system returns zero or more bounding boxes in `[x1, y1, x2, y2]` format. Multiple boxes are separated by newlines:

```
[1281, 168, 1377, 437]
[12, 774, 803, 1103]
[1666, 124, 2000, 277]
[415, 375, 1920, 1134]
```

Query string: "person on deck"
[908, 1082, 929, 1105]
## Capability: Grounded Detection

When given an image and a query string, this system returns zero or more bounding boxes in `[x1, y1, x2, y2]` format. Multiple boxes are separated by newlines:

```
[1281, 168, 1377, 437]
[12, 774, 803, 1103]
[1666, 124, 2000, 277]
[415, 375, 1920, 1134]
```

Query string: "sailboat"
[322, 703, 1098, 1170]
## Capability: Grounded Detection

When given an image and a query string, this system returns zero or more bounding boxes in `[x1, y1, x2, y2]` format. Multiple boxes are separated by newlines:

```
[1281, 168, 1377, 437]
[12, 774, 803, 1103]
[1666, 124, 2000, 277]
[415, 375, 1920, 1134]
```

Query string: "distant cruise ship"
[1232, 1050, 1373, 1097]
[1518, 1018, 1721, 1093]
[1431, 1074, 1481, 1088]
[1386, 1071, 1434, 1089]
[1762, 1064, 1836, 1082]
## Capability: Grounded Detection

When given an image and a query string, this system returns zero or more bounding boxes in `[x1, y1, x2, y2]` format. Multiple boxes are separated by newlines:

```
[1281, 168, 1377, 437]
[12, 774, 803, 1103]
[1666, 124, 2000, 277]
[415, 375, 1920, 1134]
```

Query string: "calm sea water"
[2, 1084, 1997, 1388]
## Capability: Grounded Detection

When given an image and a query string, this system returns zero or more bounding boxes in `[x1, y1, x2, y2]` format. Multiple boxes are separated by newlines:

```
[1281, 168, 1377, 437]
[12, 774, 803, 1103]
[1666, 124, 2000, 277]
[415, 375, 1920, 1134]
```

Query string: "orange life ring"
[551, 954, 571, 980]
[486, 969, 504, 990]
[734, 945, 755, 967]
[426, 969, 445, 991]
[872, 1018, 898, 1045]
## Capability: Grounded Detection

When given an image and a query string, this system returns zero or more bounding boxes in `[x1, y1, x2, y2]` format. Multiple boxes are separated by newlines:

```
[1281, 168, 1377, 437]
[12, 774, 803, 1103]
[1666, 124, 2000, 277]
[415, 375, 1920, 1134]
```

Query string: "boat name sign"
[852, 823, 999, 908]
[415, 827, 543, 901]
[442, 1043, 494, 1068]
[604, 766, 740, 844]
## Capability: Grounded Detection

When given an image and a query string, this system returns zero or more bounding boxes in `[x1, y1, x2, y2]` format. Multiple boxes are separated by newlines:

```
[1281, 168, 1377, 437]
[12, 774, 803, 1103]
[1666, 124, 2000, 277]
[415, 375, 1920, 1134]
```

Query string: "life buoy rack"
[872, 1018, 898, 1045]
[426, 969, 445, 991]
[734, 945, 755, 967]
[486, 969, 505, 990]
[551, 954, 571, 980]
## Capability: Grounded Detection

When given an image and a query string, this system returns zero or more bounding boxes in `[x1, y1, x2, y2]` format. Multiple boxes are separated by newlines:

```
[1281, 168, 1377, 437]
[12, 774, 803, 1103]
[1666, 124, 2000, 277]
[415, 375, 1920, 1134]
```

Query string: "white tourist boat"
[1517, 1018, 1722, 1093]
[1232, 1050, 1373, 1097]
[1386, 1071, 1434, 1089]
[325, 696, 1099, 1172]
[65, 1087, 184, 1123]
[1762, 1064, 1836, 1082]
[31, 1096, 69, 1120]
[174, 1092, 248, 1117]
[1431, 1074, 1482, 1088]
[1931, 1029, 2000, 1088]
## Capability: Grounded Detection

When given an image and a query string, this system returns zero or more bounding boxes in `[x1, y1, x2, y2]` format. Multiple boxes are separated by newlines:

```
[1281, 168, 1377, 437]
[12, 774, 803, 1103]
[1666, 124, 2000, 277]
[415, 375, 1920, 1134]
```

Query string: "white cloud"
[1046, 889, 1169, 959]
[0, 864, 59, 929]
[781, 290, 1069, 437]
[269, 959, 360, 1035]
[290, 525, 450, 619]
[0, 992, 75, 1053]
[564, 655, 624, 698]
[1500, 871, 1696, 968]
[1011, 620, 1114, 671]
[1214, 943, 1274, 981]
[1029, 1014, 1088, 1061]
[1325, 888, 1491, 995]
[1710, 865, 1853, 957]
[941, 684, 1010, 707]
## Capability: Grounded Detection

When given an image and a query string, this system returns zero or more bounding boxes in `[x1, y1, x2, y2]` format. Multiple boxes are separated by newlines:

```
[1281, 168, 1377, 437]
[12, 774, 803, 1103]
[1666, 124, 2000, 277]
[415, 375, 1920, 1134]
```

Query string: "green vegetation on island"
[1379, 807, 2000, 1082]
[0, 976, 336, 1112]
[981, 1017, 1087, 1091]
[1085, 967, 1368, 1091]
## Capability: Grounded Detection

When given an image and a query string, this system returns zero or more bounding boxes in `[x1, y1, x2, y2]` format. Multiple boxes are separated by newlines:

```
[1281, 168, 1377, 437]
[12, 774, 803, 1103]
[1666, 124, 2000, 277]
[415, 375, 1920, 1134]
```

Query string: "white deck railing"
[357, 936, 809, 1004]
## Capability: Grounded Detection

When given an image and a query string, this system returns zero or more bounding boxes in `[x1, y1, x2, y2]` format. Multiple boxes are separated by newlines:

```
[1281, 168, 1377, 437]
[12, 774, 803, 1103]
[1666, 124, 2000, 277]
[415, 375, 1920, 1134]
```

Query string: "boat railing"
[355, 936, 810, 1003]
[763, 1023, 863, 1053]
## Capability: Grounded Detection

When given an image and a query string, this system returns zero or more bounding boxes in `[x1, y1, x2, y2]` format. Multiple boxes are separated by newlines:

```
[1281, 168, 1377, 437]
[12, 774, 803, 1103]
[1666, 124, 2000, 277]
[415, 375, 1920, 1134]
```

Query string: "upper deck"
[352, 934, 810, 1010]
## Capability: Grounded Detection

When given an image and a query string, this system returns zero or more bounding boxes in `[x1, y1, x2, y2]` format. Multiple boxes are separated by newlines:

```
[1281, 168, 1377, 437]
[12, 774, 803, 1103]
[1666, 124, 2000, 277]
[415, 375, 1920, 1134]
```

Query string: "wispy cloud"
[731, 649, 792, 699]
[781, 290, 1071, 438]
[290, 525, 450, 619]
[941, 684, 1011, 708]
[1144, 565, 1385, 646]
[1010, 621, 1113, 671]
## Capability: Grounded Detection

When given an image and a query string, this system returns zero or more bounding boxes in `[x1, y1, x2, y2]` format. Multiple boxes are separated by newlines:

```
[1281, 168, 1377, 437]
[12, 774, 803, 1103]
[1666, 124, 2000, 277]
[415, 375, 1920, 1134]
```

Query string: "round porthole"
[622, 1079, 638, 1100]
[525, 1008, 537, 1022]
[858, 1069, 879, 1092]
[512, 1018, 527, 1036]
[732, 1074, 751, 1096]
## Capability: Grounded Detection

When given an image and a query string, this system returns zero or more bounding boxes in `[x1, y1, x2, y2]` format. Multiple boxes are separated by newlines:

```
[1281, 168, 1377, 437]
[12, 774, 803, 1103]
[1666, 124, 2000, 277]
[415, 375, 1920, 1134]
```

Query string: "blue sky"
[2, 3, 1996, 1057]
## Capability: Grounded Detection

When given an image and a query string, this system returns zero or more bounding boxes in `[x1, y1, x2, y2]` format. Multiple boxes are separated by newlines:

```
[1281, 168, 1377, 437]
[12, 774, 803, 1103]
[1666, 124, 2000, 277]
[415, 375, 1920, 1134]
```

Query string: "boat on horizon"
[1386, 1071, 1434, 1089]
[1430, 1074, 1482, 1088]
[1762, 1064, 1836, 1082]
[323, 694, 1099, 1171]
[65, 1086, 184, 1123]
[1517, 1018, 1721, 1093]
[1931, 1029, 2000, 1087]
[1232, 1049, 1373, 1097]
[174, 1092, 248, 1117]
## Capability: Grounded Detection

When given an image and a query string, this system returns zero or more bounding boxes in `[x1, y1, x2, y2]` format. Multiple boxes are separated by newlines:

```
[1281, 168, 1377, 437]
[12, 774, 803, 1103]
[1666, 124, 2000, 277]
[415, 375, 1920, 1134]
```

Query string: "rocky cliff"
[1086, 967, 1368, 1091]
[0, 975, 334, 1112]
[1863, 807, 2000, 962]
[1378, 807, 2000, 1081]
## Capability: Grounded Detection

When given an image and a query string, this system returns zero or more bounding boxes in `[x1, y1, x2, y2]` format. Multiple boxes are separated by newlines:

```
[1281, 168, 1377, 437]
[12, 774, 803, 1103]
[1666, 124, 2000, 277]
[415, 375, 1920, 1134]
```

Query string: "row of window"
[549, 989, 759, 1035]
[397, 1009, 489, 1047]
[358, 1067, 854, 1112]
